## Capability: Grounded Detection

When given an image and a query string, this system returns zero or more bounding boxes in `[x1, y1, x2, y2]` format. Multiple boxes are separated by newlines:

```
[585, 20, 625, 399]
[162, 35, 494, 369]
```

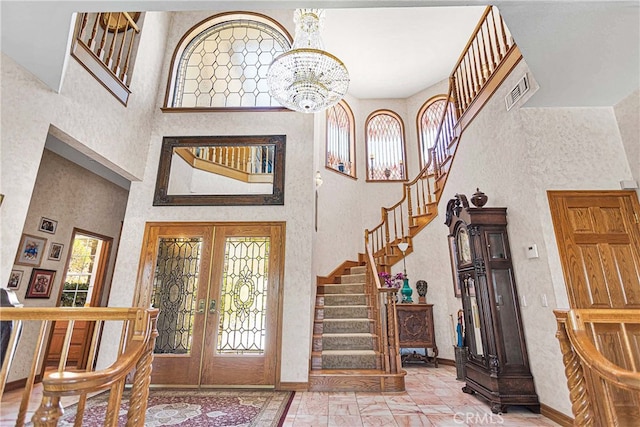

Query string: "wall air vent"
[505, 74, 530, 111]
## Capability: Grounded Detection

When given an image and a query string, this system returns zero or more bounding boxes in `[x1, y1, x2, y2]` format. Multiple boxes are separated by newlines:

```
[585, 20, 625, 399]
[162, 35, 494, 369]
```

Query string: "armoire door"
[136, 222, 284, 387]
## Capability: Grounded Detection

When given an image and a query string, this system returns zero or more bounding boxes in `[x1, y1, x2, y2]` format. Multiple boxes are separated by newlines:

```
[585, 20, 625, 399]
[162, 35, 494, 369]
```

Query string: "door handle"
[197, 299, 205, 313]
[209, 299, 216, 314]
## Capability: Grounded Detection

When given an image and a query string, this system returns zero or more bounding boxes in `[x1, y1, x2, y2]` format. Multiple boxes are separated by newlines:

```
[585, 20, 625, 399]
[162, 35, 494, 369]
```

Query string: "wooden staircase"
[310, 265, 405, 392]
[309, 6, 521, 392]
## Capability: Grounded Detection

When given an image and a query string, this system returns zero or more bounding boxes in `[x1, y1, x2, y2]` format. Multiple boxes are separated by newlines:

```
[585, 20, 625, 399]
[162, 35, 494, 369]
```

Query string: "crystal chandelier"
[267, 9, 349, 113]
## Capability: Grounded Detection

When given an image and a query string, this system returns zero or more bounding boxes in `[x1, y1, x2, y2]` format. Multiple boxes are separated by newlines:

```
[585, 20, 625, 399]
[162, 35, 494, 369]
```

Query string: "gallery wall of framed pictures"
[8, 215, 66, 299]
[5, 149, 129, 307]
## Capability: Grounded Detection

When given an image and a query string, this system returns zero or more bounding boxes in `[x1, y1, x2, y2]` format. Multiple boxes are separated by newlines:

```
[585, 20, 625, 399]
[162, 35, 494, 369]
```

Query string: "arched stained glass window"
[326, 100, 356, 178]
[165, 13, 292, 109]
[417, 96, 454, 169]
[366, 110, 407, 181]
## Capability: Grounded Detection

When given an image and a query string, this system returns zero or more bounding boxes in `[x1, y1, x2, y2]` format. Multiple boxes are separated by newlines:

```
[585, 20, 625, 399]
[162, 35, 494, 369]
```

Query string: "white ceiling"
[1, 1, 638, 107]
[322, 7, 485, 99]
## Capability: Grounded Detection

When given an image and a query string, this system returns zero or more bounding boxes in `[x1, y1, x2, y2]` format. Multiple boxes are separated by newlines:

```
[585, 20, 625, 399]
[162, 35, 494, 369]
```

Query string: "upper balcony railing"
[71, 12, 143, 105]
[365, 6, 522, 266]
[362, 7, 522, 376]
[0, 299, 158, 426]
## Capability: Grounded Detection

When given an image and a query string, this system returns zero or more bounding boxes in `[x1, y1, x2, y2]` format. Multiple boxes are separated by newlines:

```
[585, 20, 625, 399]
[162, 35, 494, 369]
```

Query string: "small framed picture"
[8, 269, 24, 290]
[38, 217, 58, 234]
[48, 243, 64, 261]
[15, 233, 48, 267]
[25, 269, 56, 298]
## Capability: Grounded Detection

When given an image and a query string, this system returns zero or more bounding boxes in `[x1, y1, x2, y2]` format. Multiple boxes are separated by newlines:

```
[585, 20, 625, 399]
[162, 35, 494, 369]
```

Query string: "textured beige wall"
[103, 11, 316, 383]
[7, 149, 129, 381]
[0, 11, 170, 292]
[401, 60, 634, 417]
[614, 89, 640, 189]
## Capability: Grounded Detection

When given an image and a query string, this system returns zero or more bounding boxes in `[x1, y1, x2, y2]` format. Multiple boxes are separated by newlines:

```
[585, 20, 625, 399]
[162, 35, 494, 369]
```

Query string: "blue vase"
[401, 278, 413, 303]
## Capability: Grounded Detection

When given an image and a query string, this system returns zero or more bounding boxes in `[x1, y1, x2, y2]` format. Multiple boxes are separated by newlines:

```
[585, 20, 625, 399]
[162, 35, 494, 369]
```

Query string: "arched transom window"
[326, 100, 356, 178]
[417, 96, 454, 169]
[166, 13, 291, 109]
[366, 110, 407, 181]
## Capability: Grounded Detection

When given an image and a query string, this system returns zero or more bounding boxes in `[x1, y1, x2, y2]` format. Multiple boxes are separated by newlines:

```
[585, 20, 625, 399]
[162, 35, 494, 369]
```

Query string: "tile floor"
[1, 364, 562, 426]
[282, 364, 562, 427]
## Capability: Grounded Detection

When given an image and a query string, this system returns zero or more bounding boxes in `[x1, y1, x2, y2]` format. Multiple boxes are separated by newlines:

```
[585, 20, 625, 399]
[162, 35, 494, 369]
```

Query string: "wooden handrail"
[364, 5, 517, 273]
[358, 7, 520, 388]
[0, 307, 158, 426]
[560, 310, 640, 389]
[555, 309, 640, 426]
[364, 232, 402, 375]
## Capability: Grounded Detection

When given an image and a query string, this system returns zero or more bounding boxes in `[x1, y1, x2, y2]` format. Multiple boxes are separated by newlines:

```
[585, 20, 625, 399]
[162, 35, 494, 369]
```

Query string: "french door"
[136, 222, 284, 387]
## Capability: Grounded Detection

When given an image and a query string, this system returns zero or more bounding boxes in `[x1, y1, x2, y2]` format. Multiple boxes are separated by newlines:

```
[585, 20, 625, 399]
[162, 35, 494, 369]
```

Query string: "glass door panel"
[217, 236, 270, 355]
[152, 237, 202, 355]
[201, 224, 282, 386]
[148, 225, 213, 386]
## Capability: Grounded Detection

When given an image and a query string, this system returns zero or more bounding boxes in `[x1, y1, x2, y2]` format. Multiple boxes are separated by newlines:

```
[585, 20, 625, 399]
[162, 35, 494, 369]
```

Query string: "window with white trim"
[366, 110, 407, 181]
[326, 100, 356, 178]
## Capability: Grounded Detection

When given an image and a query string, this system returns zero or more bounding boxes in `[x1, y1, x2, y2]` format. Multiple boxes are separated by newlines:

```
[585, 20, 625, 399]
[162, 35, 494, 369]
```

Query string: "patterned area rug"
[54, 389, 294, 426]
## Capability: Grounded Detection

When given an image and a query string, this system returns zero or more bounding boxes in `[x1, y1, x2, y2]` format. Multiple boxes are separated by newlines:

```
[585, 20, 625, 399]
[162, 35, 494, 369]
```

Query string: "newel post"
[554, 311, 594, 427]
[32, 395, 63, 427]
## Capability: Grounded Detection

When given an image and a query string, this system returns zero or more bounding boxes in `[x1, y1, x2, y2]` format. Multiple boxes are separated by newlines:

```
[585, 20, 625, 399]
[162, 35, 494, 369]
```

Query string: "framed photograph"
[7, 269, 24, 290]
[48, 243, 64, 261]
[15, 234, 48, 267]
[25, 269, 56, 298]
[38, 217, 58, 234]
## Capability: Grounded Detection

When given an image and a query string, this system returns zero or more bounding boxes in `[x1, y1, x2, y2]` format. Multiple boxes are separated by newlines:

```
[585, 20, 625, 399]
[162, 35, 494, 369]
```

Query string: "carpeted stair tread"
[322, 333, 373, 338]
[322, 283, 365, 294]
[322, 318, 373, 334]
[349, 266, 367, 274]
[322, 349, 377, 355]
[323, 294, 367, 305]
[339, 273, 366, 284]
[322, 333, 376, 350]
[321, 349, 378, 369]
[323, 305, 369, 319]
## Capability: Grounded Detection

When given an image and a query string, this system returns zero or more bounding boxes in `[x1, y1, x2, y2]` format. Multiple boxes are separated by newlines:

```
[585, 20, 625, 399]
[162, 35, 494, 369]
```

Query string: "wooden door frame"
[134, 221, 286, 389]
[548, 189, 640, 308]
[43, 228, 113, 371]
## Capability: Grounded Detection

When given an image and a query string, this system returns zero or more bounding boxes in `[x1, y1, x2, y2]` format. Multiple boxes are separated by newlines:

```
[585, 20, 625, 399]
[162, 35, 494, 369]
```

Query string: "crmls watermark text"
[453, 411, 505, 424]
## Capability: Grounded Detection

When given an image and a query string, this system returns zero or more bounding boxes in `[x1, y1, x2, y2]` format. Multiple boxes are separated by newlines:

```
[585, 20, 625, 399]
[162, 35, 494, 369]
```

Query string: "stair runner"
[313, 265, 380, 370]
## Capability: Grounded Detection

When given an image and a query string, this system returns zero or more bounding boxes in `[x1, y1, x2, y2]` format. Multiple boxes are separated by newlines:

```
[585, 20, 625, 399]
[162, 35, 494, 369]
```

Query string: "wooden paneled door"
[548, 190, 640, 309]
[137, 222, 284, 387]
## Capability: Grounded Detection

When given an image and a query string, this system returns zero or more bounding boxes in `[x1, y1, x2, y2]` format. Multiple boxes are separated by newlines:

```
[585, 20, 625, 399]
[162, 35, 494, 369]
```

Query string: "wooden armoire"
[445, 192, 539, 414]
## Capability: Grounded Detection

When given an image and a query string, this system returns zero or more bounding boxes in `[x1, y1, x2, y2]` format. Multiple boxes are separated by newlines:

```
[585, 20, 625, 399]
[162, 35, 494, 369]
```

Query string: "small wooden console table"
[396, 303, 438, 367]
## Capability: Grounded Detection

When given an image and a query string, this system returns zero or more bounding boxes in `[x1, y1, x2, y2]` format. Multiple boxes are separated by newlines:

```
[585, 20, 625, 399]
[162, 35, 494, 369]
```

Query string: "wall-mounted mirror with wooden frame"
[153, 135, 285, 206]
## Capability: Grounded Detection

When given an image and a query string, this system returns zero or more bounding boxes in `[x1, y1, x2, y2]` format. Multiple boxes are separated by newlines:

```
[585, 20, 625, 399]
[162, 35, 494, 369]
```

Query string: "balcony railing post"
[32, 395, 63, 427]
[383, 209, 390, 255]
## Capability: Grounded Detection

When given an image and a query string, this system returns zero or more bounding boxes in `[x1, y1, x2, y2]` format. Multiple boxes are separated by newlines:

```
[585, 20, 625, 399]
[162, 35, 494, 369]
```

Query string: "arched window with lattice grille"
[417, 95, 454, 169]
[365, 110, 407, 181]
[325, 100, 356, 178]
[164, 13, 292, 110]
